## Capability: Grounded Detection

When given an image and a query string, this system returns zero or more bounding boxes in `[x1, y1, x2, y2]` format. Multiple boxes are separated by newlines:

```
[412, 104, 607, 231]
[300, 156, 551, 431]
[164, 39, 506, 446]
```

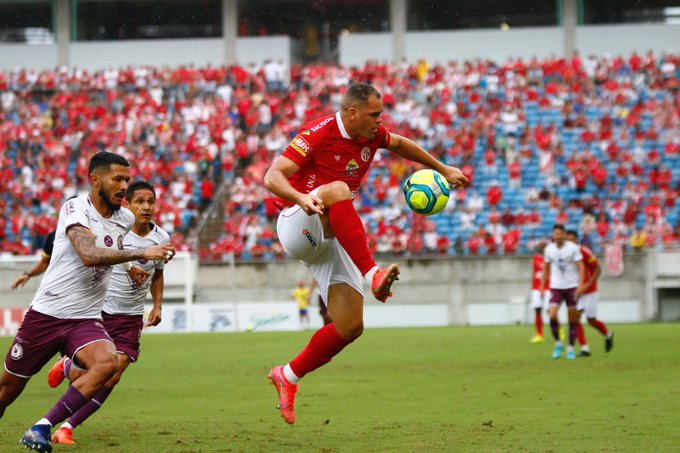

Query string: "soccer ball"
[403, 169, 450, 216]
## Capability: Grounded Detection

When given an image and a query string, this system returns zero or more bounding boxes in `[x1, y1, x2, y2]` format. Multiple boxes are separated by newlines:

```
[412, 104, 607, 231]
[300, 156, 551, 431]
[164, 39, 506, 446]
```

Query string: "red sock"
[289, 323, 352, 379]
[589, 319, 609, 336]
[576, 322, 587, 346]
[328, 199, 376, 275]
[534, 311, 543, 336]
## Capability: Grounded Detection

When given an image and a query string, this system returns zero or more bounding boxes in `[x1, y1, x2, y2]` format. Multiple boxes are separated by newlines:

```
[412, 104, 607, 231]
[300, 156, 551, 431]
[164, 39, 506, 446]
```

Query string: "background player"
[540, 224, 585, 360]
[47, 180, 171, 445]
[10, 230, 56, 290]
[264, 82, 468, 424]
[529, 241, 549, 343]
[292, 280, 311, 328]
[0, 152, 174, 453]
[566, 230, 614, 354]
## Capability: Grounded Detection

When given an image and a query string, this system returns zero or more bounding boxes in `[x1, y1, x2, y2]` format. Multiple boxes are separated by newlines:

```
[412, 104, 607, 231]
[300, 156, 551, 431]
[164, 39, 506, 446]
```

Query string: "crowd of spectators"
[1, 51, 679, 262]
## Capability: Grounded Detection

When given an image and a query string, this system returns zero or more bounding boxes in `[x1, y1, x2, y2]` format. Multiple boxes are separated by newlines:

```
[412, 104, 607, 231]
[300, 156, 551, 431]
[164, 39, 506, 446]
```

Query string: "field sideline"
[1, 323, 678, 452]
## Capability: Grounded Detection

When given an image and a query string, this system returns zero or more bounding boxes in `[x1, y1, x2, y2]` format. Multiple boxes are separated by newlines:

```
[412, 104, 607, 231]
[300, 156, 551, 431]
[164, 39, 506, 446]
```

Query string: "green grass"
[1, 324, 679, 452]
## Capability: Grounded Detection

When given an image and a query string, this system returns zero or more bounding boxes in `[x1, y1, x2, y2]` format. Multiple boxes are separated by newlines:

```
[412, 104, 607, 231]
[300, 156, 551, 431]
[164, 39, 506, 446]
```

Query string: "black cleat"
[19, 424, 52, 452]
[579, 350, 591, 357]
[605, 332, 614, 353]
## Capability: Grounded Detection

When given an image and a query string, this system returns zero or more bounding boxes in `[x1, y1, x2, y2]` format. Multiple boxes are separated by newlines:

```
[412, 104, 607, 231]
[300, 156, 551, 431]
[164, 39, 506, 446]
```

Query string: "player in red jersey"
[529, 241, 549, 343]
[566, 230, 614, 354]
[264, 83, 468, 424]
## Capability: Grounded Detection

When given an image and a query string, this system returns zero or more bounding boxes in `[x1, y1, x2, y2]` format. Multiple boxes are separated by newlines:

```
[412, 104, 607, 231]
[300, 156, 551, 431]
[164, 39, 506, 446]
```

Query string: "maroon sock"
[328, 199, 376, 275]
[45, 386, 88, 426]
[289, 323, 352, 379]
[67, 385, 113, 428]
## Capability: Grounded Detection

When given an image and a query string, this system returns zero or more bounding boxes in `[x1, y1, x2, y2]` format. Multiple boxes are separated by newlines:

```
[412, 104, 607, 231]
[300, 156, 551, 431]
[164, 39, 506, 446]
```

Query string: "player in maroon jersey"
[264, 83, 468, 424]
[566, 230, 614, 355]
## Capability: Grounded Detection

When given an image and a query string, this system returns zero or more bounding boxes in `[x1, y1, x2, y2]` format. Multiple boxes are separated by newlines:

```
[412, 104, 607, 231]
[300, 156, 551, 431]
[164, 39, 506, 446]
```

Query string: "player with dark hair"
[540, 224, 585, 360]
[48, 180, 171, 445]
[566, 229, 614, 355]
[264, 82, 468, 424]
[11, 230, 56, 290]
[0, 152, 174, 453]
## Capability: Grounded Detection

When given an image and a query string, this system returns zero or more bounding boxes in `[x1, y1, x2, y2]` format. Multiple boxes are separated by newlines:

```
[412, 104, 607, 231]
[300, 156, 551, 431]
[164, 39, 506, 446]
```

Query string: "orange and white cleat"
[371, 264, 400, 303]
[51, 427, 75, 445]
[47, 356, 68, 388]
[267, 366, 298, 424]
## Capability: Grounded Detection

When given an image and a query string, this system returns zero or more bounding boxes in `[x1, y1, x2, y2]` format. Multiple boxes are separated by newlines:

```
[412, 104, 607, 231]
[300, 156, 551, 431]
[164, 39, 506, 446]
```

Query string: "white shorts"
[276, 195, 363, 304]
[577, 292, 599, 318]
[530, 290, 549, 309]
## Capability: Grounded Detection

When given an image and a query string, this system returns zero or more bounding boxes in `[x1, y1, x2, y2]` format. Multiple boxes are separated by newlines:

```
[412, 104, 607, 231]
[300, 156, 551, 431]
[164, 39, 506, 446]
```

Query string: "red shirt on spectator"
[487, 185, 502, 206]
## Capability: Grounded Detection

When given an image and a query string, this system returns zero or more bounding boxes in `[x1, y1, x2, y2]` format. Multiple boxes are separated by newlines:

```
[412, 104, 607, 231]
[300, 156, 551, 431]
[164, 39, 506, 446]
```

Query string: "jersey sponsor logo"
[10, 343, 23, 360]
[303, 228, 317, 247]
[309, 116, 334, 133]
[92, 265, 110, 287]
[290, 135, 311, 157]
[117, 235, 124, 250]
[66, 201, 76, 216]
[344, 159, 359, 177]
[104, 235, 113, 247]
[335, 155, 341, 161]
[361, 146, 371, 162]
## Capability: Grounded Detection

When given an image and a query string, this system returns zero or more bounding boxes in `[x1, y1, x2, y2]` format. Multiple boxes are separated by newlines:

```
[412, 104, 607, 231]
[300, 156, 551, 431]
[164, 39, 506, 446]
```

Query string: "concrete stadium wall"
[0, 36, 291, 71]
[339, 24, 680, 66]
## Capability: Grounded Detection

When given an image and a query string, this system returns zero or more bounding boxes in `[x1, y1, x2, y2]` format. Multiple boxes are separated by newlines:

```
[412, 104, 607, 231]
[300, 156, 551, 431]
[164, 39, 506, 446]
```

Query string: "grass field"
[1, 323, 679, 452]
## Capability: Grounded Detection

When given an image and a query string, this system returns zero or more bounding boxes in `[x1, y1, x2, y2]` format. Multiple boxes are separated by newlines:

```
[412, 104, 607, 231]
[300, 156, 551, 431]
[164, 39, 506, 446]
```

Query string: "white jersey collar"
[335, 111, 351, 139]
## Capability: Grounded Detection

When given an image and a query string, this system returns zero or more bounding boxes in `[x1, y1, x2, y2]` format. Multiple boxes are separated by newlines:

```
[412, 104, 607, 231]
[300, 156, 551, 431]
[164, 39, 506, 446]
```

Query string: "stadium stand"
[1, 52, 678, 262]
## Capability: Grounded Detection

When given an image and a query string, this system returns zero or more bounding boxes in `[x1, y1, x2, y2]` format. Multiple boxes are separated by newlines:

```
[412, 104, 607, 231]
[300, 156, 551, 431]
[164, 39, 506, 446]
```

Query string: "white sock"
[555, 341, 563, 347]
[36, 418, 51, 427]
[363, 266, 379, 285]
[606, 331, 613, 339]
[581, 344, 590, 352]
[567, 345, 574, 352]
[283, 364, 300, 384]
[61, 422, 74, 430]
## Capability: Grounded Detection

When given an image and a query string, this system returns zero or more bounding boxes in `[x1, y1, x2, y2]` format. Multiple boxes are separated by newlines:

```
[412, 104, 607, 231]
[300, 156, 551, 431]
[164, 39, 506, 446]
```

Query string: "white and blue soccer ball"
[403, 169, 450, 216]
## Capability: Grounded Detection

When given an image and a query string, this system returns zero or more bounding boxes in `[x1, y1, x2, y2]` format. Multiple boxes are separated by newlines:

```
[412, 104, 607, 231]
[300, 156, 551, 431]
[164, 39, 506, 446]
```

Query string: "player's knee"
[318, 181, 351, 205]
[341, 319, 364, 341]
[91, 355, 118, 380]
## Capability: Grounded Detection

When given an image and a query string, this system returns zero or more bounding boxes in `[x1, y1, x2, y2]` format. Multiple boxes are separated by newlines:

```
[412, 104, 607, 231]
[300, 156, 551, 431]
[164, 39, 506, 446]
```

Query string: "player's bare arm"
[10, 256, 49, 290]
[387, 133, 469, 188]
[67, 226, 174, 266]
[540, 262, 550, 298]
[264, 156, 324, 215]
[147, 269, 164, 326]
[575, 260, 586, 297]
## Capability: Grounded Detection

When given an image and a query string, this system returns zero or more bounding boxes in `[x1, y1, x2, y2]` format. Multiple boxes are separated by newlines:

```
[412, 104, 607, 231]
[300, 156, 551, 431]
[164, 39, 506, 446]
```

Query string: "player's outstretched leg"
[267, 366, 298, 424]
[19, 424, 52, 453]
[370, 264, 400, 303]
[47, 356, 70, 388]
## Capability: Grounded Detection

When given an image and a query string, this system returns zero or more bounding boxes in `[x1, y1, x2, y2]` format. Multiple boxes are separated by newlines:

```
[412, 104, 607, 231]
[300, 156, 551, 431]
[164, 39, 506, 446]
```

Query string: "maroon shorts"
[4, 309, 113, 379]
[549, 288, 578, 309]
[102, 312, 144, 362]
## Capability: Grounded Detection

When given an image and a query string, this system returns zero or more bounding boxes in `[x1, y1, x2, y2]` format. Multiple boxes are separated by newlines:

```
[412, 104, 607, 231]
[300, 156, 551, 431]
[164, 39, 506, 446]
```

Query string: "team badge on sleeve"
[290, 135, 312, 157]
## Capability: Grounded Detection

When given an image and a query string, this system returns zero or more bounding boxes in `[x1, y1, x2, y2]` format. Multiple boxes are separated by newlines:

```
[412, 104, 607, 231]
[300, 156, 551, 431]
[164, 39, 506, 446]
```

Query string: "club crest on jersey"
[361, 147, 371, 162]
[104, 235, 113, 247]
[289, 135, 311, 157]
[117, 235, 124, 250]
[10, 343, 23, 360]
[344, 159, 359, 177]
[335, 155, 341, 161]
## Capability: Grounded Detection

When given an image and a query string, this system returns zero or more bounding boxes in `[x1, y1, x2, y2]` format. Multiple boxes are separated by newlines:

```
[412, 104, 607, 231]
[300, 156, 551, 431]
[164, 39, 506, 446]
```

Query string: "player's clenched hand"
[298, 193, 325, 216]
[440, 165, 469, 188]
[127, 266, 150, 287]
[146, 306, 162, 326]
[143, 244, 176, 263]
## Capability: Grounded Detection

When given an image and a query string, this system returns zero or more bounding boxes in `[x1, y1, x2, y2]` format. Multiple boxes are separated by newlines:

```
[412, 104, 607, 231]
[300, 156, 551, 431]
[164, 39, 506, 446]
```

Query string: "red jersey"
[281, 112, 391, 205]
[580, 245, 599, 294]
[532, 254, 544, 290]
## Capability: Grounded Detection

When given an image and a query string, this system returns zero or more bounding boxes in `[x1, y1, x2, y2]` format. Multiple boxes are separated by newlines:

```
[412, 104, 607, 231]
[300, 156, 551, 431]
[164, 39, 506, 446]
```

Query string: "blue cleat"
[566, 350, 576, 360]
[19, 424, 52, 453]
[552, 344, 563, 359]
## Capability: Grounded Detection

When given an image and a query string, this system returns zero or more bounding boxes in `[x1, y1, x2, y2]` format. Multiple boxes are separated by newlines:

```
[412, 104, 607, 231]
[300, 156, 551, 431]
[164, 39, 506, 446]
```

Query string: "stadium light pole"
[55, 0, 71, 67]
[391, 0, 407, 64]
[562, 0, 577, 58]
[223, 0, 238, 65]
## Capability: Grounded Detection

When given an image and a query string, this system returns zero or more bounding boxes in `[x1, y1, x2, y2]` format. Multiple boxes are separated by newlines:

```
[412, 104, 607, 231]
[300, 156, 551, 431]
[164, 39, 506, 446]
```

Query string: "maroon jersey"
[280, 112, 391, 206]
